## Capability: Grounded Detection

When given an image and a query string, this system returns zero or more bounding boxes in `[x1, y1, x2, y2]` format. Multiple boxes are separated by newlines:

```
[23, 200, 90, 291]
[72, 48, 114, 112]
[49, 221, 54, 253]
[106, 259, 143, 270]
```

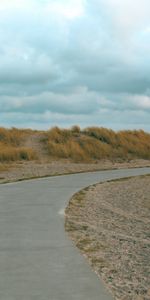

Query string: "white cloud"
[101, 0, 150, 36]
[130, 95, 150, 109]
[0, 0, 85, 20]
[45, 0, 85, 19]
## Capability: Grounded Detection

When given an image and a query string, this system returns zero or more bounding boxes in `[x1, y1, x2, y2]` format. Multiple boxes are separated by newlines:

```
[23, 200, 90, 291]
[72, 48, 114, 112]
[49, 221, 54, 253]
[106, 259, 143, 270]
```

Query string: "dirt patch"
[23, 132, 49, 159]
[65, 175, 150, 300]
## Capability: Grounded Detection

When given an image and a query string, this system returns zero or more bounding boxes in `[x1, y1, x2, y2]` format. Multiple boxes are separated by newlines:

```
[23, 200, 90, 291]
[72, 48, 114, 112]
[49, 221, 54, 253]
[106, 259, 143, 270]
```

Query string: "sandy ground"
[65, 175, 150, 300]
[0, 159, 150, 183]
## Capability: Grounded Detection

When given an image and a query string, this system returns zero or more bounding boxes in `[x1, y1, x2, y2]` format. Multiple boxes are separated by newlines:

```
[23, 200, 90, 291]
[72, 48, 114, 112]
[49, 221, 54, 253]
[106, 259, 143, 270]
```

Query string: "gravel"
[65, 175, 150, 300]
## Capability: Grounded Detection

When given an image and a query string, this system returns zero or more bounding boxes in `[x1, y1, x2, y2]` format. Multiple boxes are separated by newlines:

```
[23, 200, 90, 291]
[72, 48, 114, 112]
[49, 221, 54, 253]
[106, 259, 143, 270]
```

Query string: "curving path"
[0, 167, 150, 300]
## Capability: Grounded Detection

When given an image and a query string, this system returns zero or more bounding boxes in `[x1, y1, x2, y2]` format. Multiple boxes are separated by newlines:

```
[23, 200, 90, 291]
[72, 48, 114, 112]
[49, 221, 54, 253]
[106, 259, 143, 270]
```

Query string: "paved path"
[0, 167, 150, 300]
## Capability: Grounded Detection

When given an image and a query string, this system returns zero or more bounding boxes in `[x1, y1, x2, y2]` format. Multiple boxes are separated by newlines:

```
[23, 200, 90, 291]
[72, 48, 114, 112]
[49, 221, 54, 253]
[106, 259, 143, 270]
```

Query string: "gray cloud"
[0, 88, 110, 115]
[0, 0, 150, 130]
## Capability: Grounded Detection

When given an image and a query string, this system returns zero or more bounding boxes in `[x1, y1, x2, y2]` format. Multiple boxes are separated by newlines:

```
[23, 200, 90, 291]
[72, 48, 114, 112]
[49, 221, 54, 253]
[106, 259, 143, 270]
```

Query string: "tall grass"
[0, 143, 37, 162]
[84, 127, 117, 145]
[0, 126, 150, 163]
[46, 127, 150, 162]
[0, 128, 37, 162]
[48, 140, 86, 162]
[0, 127, 32, 146]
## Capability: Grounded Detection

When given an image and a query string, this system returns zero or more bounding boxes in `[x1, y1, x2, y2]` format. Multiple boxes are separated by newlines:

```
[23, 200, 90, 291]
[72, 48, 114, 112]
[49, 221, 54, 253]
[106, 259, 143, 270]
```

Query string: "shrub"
[71, 125, 81, 135]
[84, 127, 117, 145]
[0, 143, 37, 162]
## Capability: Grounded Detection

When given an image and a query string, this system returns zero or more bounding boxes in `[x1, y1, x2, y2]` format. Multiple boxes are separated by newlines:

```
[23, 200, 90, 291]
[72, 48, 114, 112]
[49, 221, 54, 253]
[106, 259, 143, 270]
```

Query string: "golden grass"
[47, 140, 86, 162]
[0, 126, 150, 163]
[0, 128, 38, 162]
[0, 127, 33, 146]
[46, 127, 150, 162]
[0, 143, 37, 162]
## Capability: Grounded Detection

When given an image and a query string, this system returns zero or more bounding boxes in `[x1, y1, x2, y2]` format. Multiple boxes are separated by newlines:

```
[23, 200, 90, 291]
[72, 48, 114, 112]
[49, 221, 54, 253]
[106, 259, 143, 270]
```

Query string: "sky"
[0, 0, 150, 131]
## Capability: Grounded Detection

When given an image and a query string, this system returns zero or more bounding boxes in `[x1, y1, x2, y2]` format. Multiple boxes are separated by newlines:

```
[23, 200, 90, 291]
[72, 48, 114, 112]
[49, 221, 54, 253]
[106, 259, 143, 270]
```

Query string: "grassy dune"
[0, 127, 37, 162]
[0, 126, 150, 163]
[46, 126, 150, 162]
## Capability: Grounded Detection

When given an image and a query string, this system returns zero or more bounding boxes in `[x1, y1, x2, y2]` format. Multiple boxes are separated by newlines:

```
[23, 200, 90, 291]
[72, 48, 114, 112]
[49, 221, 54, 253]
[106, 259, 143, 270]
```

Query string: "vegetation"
[0, 127, 37, 162]
[0, 143, 37, 162]
[46, 126, 150, 162]
[0, 126, 150, 163]
[0, 127, 32, 146]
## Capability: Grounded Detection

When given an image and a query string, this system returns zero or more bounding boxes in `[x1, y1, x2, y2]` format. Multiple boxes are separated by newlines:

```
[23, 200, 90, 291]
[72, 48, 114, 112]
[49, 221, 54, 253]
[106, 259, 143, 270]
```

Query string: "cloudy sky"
[0, 0, 150, 130]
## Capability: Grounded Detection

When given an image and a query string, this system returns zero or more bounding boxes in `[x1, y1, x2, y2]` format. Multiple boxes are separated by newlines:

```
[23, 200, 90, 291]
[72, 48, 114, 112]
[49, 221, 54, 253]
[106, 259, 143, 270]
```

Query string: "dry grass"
[0, 127, 34, 146]
[0, 143, 37, 162]
[0, 128, 38, 162]
[46, 127, 150, 162]
[0, 126, 150, 163]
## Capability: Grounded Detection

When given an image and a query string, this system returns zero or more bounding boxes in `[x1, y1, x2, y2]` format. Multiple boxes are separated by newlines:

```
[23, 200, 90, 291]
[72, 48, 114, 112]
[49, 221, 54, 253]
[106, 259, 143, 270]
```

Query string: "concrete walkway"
[0, 167, 150, 300]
